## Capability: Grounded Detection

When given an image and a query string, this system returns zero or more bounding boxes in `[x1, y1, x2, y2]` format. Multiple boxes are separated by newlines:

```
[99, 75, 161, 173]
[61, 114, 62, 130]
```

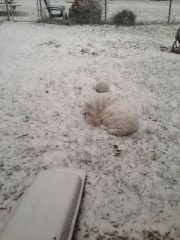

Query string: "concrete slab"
[0, 168, 86, 240]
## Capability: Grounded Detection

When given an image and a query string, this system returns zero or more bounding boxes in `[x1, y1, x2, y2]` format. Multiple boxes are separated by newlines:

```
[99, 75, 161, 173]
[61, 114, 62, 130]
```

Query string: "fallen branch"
[16, 134, 29, 139]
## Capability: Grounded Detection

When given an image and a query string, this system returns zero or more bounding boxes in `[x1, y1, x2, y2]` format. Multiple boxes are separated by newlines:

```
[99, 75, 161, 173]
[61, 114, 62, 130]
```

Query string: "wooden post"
[5, 0, 10, 21]
[168, 0, 172, 24]
[104, 0, 107, 22]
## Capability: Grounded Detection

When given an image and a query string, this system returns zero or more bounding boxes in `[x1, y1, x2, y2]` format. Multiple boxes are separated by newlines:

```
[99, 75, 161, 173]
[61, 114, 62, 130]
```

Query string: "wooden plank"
[0, 168, 86, 240]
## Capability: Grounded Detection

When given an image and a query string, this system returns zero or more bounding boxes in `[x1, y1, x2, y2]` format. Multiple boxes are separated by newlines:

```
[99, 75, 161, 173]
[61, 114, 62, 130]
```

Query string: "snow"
[0, 168, 85, 240]
[0, 1, 180, 239]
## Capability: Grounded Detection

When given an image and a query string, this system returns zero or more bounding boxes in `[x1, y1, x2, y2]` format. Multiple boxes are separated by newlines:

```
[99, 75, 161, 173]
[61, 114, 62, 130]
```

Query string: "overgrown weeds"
[111, 9, 136, 26]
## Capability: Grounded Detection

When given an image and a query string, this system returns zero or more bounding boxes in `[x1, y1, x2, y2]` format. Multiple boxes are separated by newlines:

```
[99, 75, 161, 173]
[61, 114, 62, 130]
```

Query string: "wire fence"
[101, 0, 180, 24]
[0, 0, 180, 24]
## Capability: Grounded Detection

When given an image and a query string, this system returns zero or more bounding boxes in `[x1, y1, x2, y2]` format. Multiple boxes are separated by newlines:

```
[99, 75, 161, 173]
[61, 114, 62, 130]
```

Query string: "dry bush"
[69, 0, 102, 24]
[83, 96, 115, 125]
[112, 9, 136, 26]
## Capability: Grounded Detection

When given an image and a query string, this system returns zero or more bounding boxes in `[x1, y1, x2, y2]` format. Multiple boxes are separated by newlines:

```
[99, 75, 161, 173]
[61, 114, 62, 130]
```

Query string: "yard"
[0, 1, 180, 240]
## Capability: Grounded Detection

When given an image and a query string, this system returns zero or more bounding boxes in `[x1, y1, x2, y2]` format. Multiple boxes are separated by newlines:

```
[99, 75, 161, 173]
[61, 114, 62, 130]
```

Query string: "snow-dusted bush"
[69, 0, 102, 24]
[112, 9, 136, 26]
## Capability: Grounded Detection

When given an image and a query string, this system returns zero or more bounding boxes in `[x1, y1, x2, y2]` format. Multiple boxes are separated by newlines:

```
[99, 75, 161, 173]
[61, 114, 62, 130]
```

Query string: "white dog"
[83, 96, 139, 136]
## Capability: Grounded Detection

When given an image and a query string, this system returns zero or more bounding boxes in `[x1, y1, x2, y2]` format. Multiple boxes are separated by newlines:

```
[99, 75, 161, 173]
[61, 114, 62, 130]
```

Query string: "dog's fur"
[83, 96, 139, 136]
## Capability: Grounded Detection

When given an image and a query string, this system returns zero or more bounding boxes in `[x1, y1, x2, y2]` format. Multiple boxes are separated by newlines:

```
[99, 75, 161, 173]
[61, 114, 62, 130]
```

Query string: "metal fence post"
[168, 0, 172, 24]
[5, 0, 10, 21]
[105, 0, 107, 22]
[37, 0, 43, 20]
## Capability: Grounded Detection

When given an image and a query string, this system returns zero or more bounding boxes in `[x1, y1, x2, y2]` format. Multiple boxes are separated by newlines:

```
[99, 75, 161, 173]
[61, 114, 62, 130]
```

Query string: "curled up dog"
[83, 95, 139, 136]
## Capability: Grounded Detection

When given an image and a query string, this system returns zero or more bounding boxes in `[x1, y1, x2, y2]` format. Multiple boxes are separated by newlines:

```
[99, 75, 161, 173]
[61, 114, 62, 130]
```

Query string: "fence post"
[38, 0, 43, 20]
[104, 0, 107, 22]
[168, 0, 172, 24]
[5, 0, 10, 21]
[37, 0, 39, 18]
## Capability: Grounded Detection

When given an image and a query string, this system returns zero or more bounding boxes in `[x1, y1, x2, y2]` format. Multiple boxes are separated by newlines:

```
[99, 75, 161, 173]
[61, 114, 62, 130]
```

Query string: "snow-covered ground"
[0, 1, 180, 240]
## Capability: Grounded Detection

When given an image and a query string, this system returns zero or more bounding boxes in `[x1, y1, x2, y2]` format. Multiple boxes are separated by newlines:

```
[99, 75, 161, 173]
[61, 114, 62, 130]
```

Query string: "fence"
[0, 0, 180, 24]
[0, 0, 39, 22]
[101, 0, 180, 24]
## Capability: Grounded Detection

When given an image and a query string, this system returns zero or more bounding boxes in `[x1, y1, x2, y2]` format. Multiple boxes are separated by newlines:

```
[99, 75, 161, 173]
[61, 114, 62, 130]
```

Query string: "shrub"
[69, 0, 102, 24]
[112, 9, 136, 26]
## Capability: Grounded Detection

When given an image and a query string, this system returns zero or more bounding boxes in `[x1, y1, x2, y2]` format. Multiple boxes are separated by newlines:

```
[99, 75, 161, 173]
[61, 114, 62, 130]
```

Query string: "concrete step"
[0, 168, 86, 240]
